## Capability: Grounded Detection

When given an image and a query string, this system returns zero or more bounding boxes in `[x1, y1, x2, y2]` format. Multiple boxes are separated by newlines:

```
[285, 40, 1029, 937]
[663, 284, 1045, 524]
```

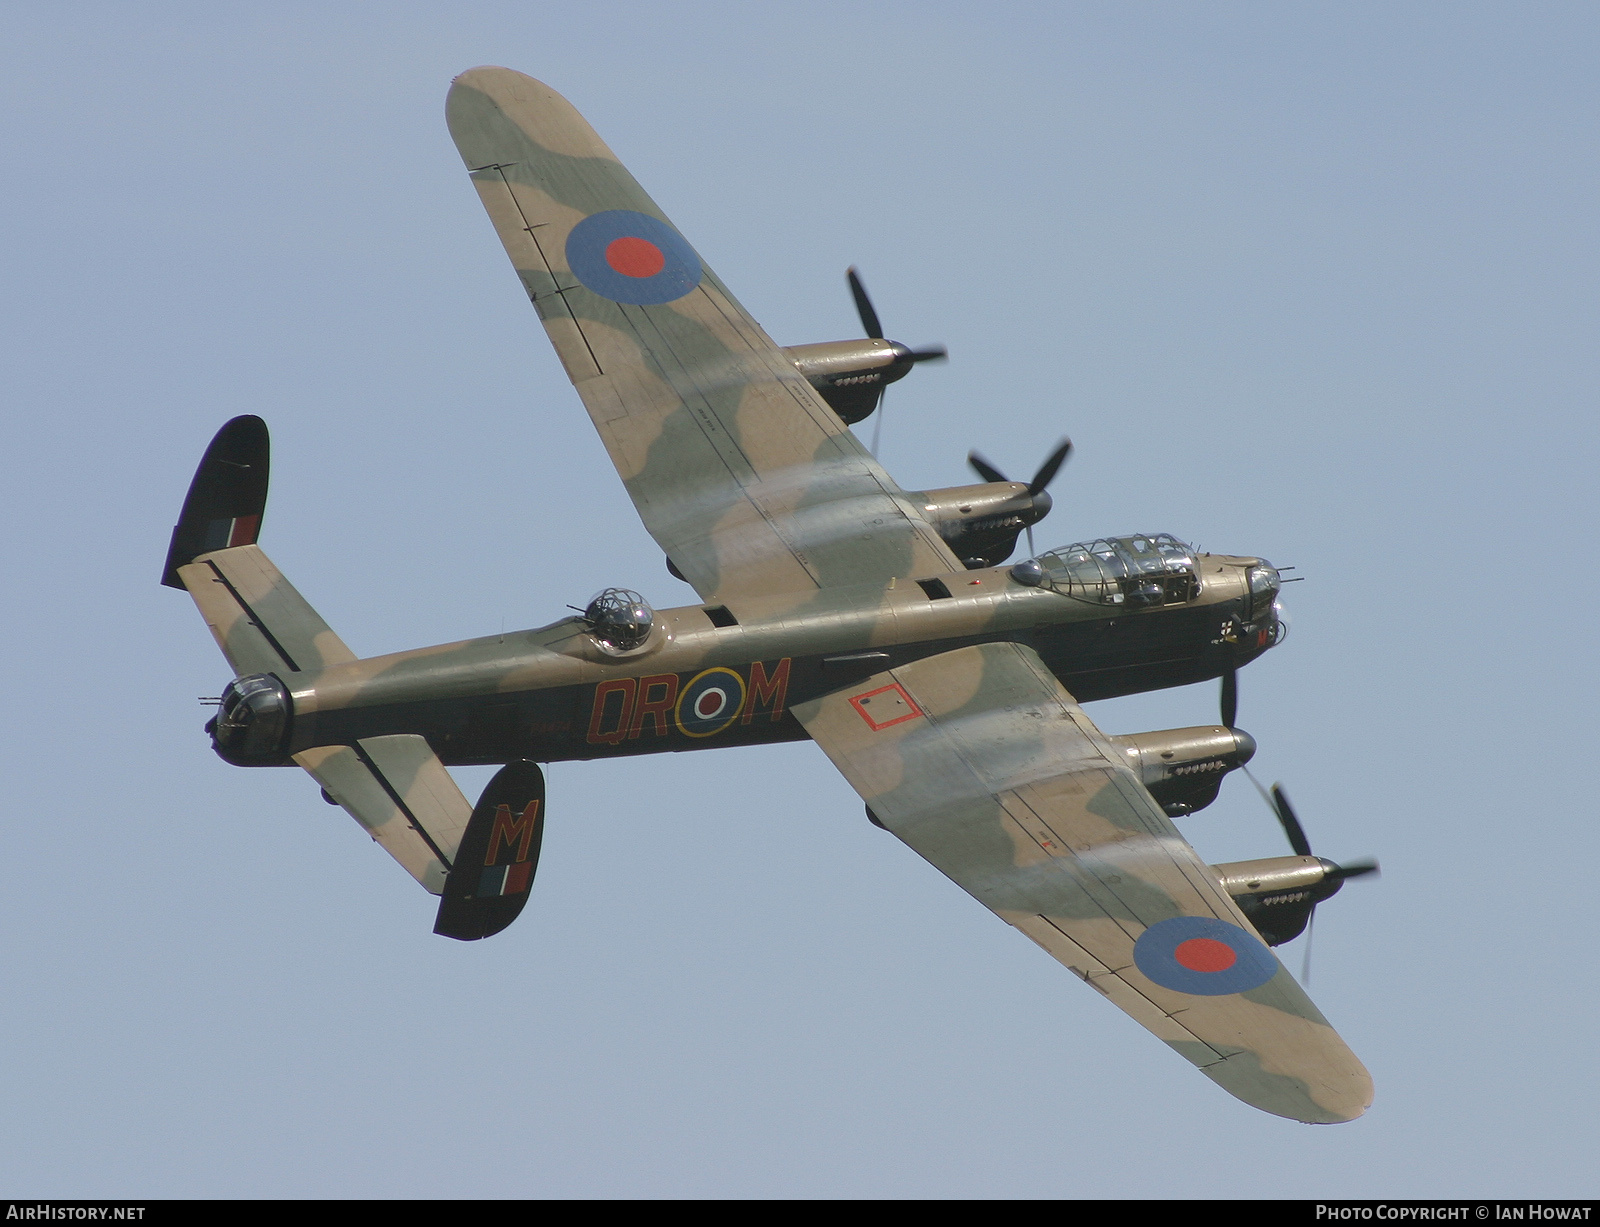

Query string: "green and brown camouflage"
[195, 542, 1277, 767]
[445, 67, 959, 606]
[792, 641, 1370, 1123]
[164, 66, 1372, 1123]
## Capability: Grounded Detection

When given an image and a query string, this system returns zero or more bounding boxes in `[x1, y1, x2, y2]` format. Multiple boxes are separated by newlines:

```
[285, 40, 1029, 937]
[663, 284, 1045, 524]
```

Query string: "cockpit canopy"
[1033, 534, 1200, 606]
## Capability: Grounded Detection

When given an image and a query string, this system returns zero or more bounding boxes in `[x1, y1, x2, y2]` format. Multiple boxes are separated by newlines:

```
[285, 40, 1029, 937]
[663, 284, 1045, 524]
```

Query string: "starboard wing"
[446, 68, 960, 605]
[791, 641, 1373, 1123]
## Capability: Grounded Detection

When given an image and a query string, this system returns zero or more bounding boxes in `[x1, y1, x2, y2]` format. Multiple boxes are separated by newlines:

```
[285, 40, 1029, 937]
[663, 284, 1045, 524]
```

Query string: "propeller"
[1220, 668, 1239, 730]
[846, 267, 946, 364]
[1244, 771, 1379, 980]
[1263, 783, 1378, 884]
[846, 267, 946, 455]
[848, 266, 884, 339]
[1216, 654, 1374, 975]
[967, 439, 1072, 496]
[966, 438, 1073, 555]
[1268, 781, 1312, 856]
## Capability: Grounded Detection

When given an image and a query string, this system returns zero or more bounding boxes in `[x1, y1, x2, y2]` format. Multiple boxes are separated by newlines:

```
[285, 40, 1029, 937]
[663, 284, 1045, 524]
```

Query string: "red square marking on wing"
[849, 683, 924, 731]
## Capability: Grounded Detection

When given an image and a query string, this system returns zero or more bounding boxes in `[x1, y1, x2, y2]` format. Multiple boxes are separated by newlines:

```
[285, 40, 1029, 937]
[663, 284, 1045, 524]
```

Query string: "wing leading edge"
[792, 641, 1372, 1123]
[445, 67, 960, 606]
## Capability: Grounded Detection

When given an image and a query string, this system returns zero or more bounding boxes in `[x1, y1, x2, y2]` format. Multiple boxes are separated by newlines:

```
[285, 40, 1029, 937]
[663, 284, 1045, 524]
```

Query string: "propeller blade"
[846, 267, 884, 339]
[1301, 907, 1316, 984]
[1028, 438, 1073, 496]
[1270, 784, 1314, 858]
[1220, 668, 1238, 729]
[1327, 858, 1380, 883]
[903, 345, 947, 363]
[967, 451, 1009, 484]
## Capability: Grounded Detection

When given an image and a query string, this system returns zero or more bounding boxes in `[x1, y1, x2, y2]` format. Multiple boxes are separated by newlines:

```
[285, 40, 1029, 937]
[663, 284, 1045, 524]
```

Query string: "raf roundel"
[1132, 916, 1279, 996]
[675, 667, 747, 738]
[565, 210, 703, 306]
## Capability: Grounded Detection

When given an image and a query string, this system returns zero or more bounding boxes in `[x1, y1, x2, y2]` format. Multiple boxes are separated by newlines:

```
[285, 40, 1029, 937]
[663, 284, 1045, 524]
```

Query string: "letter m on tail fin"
[486, 801, 541, 865]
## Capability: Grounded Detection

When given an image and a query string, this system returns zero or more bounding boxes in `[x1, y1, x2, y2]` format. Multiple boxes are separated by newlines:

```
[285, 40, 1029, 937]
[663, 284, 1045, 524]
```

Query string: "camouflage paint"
[164, 67, 1363, 1124]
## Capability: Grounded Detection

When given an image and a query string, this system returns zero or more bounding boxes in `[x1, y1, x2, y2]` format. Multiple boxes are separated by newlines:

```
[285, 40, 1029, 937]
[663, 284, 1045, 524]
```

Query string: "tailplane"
[164, 418, 477, 904]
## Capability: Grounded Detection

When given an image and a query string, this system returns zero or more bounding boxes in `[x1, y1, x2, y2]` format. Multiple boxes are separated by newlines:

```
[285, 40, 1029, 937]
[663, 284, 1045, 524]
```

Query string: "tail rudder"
[162, 415, 269, 589]
[163, 416, 355, 676]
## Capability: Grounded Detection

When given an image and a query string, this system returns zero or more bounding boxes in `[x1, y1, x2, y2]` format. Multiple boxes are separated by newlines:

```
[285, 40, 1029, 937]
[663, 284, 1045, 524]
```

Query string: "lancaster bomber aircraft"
[164, 67, 1375, 1123]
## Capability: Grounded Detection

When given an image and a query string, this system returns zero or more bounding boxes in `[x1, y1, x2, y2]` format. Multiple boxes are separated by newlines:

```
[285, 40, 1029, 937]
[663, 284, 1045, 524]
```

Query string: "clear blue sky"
[3, 2, 1596, 1197]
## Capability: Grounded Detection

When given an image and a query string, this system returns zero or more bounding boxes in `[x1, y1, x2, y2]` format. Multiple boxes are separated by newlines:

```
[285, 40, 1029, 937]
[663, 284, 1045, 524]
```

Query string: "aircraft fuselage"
[216, 551, 1281, 768]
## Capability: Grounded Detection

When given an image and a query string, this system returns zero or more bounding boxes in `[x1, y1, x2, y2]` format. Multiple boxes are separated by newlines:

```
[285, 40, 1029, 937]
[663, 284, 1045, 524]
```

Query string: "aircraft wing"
[446, 68, 960, 606]
[791, 641, 1373, 1123]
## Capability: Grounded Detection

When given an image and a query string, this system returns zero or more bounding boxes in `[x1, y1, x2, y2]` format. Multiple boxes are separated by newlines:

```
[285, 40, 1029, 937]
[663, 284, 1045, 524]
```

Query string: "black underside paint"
[280, 601, 1265, 768]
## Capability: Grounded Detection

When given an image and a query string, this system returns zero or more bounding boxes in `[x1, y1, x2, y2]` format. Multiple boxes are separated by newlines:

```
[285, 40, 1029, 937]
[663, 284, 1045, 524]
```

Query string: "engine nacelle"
[1210, 854, 1340, 946]
[907, 482, 1052, 568]
[1108, 725, 1256, 816]
[783, 339, 917, 424]
[1211, 854, 1331, 900]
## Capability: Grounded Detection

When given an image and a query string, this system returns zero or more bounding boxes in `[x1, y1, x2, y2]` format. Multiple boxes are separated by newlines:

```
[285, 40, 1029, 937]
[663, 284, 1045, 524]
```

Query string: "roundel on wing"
[1132, 916, 1279, 996]
[565, 210, 702, 305]
[675, 667, 746, 738]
